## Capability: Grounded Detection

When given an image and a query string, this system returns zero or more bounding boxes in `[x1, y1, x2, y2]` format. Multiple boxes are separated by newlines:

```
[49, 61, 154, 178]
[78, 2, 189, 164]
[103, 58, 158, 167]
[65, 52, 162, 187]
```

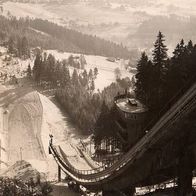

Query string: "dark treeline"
[0, 176, 52, 196]
[135, 31, 196, 118]
[7, 36, 30, 59]
[0, 15, 131, 58]
[56, 77, 131, 133]
[93, 33, 196, 151]
[33, 51, 131, 133]
[29, 18, 130, 58]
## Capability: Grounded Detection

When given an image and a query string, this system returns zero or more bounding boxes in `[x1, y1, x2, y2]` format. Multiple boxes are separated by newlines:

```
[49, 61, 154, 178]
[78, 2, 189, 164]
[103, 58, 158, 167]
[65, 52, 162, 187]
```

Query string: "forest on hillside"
[31, 32, 196, 136]
[0, 16, 132, 58]
[93, 32, 196, 145]
[32, 52, 131, 134]
[135, 32, 196, 120]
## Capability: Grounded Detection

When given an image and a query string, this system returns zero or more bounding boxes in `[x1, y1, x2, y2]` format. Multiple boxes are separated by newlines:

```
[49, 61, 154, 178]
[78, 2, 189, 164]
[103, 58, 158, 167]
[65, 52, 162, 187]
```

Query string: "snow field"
[46, 50, 133, 91]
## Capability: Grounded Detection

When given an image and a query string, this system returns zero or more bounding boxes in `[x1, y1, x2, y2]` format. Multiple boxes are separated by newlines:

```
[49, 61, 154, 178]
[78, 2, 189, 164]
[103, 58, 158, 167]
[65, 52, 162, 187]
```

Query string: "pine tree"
[81, 69, 88, 87]
[62, 65, 70, 86]
[152, 31, 168, 109]
[94, 101, 110, 143]
[135, 52, 152, 106]
[166, 40, 193, 101]
[68, 55, 74, 67]
[21, 36, 30, 58]
[187, 40, 193, 53]
[187, 40, 196, 75]
[152, 32, 168, 67]
[90, 79, 95, 93]
[16, 37, 22, 57]
[94, 67, 98, 79]
[27, 64, 32, 78]
[173, 43, 181, 59]
[88, 69, 93, 81]
[8, 37, 15, 54]
[33, 53, 42, 83]
[72, 69, 79, 86]
[47, 54, 56, 85]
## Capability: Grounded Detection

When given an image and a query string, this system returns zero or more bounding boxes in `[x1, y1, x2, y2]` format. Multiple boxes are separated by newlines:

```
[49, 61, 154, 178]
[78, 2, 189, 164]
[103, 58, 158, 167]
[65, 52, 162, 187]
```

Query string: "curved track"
[50, 79, 196, 190]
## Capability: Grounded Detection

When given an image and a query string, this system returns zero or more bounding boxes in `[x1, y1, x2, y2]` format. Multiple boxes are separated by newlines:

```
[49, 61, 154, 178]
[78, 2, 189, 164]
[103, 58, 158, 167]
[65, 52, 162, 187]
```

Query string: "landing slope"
[0, 87, 92, 179]
[8, 91, 45, 164]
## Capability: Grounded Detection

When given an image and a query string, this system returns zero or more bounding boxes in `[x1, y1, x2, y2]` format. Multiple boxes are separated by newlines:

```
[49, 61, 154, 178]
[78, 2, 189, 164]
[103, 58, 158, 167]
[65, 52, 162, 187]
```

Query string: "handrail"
[49, 77, 196, 185]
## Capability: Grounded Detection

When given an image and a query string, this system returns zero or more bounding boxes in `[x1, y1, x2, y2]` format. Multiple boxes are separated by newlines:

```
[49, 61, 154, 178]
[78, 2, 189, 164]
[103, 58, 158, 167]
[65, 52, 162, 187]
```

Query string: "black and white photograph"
[0, 0, 196, 195]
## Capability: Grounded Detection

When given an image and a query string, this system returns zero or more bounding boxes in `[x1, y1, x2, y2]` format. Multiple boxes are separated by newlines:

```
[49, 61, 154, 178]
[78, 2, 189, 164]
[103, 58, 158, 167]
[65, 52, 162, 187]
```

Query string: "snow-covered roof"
[115, 98, 147, 114]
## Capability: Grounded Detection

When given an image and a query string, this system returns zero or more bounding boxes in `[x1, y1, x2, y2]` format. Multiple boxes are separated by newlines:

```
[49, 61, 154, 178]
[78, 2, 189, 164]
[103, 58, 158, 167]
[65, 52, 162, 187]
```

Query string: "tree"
[88, 69, 93, 81]
[152, 32, 168, 67]
[33, 53, 42, 82]
[94, 101, 110, 142]
[151, 31, 168, 109]
[114, 68, 121, 80]
[90, 79, 95, 93]
[8, 37, 15, 54]
[94, 67, 98, 79]
[16, 37, 22, 57]
[21, 36, 30, 58]
[62, 65, 70, 86]
[72, 69, 79, 86]
[187, 40, 193, 53]
[135, 52, 153, 106]
[27, 64, 32, 78]
[47, 54, 56, 84]
[80, 54, 86, 69]
[81, 69, 88, 87]
[68, 55, 74, 67]
[165, 39, 193, 102]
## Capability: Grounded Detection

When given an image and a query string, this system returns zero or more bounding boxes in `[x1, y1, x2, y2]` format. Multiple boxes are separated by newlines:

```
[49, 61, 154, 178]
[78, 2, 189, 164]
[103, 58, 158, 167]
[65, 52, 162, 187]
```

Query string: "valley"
[1, 0, 196, 52]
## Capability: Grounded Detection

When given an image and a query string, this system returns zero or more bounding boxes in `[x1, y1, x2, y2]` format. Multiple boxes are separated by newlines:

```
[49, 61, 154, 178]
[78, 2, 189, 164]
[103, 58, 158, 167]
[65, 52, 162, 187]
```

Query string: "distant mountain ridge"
[1, 0, 196, 53]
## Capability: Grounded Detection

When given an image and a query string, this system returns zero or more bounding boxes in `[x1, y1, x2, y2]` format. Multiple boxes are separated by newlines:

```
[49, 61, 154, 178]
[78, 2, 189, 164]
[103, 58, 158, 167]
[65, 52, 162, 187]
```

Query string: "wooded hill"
[0, 16, 131, 58]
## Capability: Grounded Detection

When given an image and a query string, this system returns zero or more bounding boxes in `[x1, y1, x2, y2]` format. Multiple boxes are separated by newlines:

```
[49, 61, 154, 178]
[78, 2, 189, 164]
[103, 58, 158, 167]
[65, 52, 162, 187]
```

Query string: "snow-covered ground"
[0, 46, 133, 91]
[0, 46, 33, 80]
[0, 46, 131, 179]
[0, 46, 95, 178]
[40, 93, 92, 173]
[46, 50, 133, 91]
[0, 85, 93, 180]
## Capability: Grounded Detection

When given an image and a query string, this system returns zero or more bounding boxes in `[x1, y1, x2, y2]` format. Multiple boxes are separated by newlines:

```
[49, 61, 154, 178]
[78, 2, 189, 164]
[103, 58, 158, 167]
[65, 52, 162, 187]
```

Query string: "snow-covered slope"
[40, 93, 92, 172]
[0, 85, 93, 179]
